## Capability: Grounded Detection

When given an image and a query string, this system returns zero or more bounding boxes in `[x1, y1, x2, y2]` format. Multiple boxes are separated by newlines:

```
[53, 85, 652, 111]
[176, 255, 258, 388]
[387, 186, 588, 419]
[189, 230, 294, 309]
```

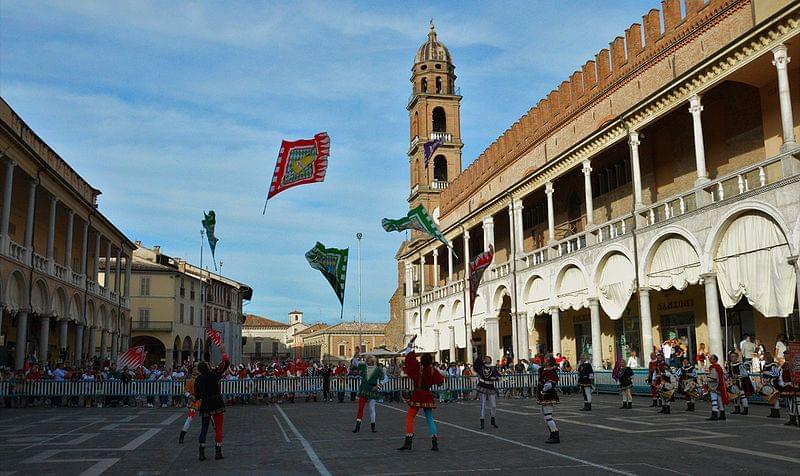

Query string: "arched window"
[433, 155, 448, 182]
[412, 111, 419, 137]
[421, 78, 428, 93]
[435, 76, 443, 94]
[432, 107, 446, 133]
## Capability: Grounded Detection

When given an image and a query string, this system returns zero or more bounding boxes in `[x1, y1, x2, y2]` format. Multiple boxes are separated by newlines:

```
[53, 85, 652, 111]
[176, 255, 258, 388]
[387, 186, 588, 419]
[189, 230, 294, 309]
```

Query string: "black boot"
[215, 445, 224, 460]
[651, 399, 658, 407]
[431, 436, 439, 451]
[627, 402, 632, 409]
[179, 431, 186, 444]
[732, 406, 741, 415]
[707, 411, 718, 421]
[545, 431, 560, 444]
[480, 418, 485, 429]
[580, 402, 590, 411]
[352, 420, 361, 433]
[742, 407, 749, 415]
[658, 404, 667, 414]
[491, 417, 498, 428]
[370, 423, 376, 433]
[397, 435, 413, 451]
[665, 405, 671, 414]
[686, 402, 694, 412]
[785, 415, 798, 426]
[620, 402, 627, 409]
[199, 445, 206, 461]
[719, 410, 726, 421]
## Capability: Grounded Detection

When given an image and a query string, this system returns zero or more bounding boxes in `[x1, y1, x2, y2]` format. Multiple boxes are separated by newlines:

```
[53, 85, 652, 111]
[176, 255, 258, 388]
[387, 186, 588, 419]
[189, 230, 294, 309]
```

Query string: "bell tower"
[408, 21, 463, 219]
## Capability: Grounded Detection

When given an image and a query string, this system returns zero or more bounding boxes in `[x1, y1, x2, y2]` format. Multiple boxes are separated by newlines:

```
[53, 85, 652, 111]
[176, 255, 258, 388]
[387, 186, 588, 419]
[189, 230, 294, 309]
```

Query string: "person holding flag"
[397, 335, 446, 452]
[352, 353, 388, 434]
[195, 342, 230, 461]
[179, 366, 201, 444]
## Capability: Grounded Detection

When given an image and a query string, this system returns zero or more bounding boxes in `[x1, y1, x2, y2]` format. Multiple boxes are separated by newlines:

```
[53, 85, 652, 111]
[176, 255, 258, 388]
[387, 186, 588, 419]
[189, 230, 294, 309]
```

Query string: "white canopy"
[715, 214, 796, 317]
[598, 253, 635, 320]
[557, 266, 589, 311]
[647, 236, 701, 291]
[525, 277, 551, 316]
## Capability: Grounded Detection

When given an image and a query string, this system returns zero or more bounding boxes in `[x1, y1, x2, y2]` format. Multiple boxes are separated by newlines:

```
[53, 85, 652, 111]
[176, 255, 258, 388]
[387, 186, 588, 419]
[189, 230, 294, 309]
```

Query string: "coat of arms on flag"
[305, 242, 348, 318]
[206, 328, 224, 349]
[469, 245, 494, 317]
[423, 137, 443, 168]
[117, 346, 147, 370]
[382, 205, 452, 252]
[263, 132, 330, 211]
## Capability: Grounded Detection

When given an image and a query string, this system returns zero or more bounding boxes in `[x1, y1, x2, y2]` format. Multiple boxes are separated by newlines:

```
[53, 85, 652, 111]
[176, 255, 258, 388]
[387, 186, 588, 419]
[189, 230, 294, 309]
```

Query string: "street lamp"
[356, 232, 363, 355]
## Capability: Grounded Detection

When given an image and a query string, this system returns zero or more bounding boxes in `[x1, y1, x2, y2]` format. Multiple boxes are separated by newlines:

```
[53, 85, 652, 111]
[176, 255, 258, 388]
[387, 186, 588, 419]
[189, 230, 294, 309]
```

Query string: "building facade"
[302, 322, 387, 364]
[393, 1, 800, 368]
[0, 99, 136, 370]
[241, 314, 290, 361]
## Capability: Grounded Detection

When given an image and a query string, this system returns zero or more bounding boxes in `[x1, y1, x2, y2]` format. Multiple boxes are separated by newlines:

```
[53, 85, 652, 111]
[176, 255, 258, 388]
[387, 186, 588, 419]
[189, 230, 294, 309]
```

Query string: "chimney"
[134, 240, 142, 247]
[153, 245, 161, 254]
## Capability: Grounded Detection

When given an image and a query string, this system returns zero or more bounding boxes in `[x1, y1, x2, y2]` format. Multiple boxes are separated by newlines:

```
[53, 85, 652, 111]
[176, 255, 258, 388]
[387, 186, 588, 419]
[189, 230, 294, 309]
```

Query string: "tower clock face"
[432, 207, 440, 225]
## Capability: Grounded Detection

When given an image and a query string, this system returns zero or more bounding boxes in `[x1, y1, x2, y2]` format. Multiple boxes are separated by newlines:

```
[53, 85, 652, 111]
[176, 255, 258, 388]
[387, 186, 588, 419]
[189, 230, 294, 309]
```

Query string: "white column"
[434, 329, 440, 361]
[80, 222, 89, 276]
[0, 158, 14, 253]
[115, 248, 122, 293]
[509, 199, 524, 256]
[463, 230, 471, 266]
[465, 323, 473, 359]
[688, 94, 709, 184]
[628, 131, 644, 209]
[420, 255, 426, 293]
[110, 333, 118, 360]
[15, 311, 29, 370]
[86, 326, 95, 358]
[582, 161, 594, 226]
[432, 249, 440, 287]
[93, 232, 101, 281]
[485, 316, 500, 363]
[482, 216, 495, 251]
[23, 179, 37, 251]
[550, 307, 561, 355]
[46, 196, 58, 266]
[59, 319, 69, 351]
[104, 241, 112, 288]
[449, 325, 457, 363]
[74, 324, 84, 362]
[588, 298, 602, 368]
[639, 288, 654, 359]
[405, 263, 413, 296]
[447, 244, 454, 282]
[702, 273, 724, 362]
[516, 312, 530, 361]
[772, 44, 797, 150]
[124, 255, 132, 297]
[64, 210, 74, 269]
[545, 182, 555, 242]
[99, 329, 107, 360]
[39, 316, 50, 364]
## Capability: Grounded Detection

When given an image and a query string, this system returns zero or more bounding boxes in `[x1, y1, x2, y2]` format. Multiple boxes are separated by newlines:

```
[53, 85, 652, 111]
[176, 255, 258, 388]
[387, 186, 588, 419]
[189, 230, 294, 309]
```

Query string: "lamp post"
[356, 232, 363, 355]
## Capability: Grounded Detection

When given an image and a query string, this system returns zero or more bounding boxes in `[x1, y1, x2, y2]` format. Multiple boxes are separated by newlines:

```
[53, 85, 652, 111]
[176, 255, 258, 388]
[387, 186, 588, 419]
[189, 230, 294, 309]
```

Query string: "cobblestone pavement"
[0, 394, 798, 475]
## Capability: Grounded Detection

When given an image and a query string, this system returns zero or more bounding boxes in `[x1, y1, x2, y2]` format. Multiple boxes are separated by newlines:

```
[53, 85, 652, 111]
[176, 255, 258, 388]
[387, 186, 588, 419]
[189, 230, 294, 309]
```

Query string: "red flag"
[264, 132, 330, 210]
[206, 328, 223, 349]
[469, 244, 494, 317]
[117, 346, 147, 370]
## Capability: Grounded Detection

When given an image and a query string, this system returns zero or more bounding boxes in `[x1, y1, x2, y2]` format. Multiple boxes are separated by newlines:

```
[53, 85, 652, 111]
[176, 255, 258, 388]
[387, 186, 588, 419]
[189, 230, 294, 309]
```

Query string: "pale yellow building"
[303, 322, 387, 364]
[242, 314, 290, 361]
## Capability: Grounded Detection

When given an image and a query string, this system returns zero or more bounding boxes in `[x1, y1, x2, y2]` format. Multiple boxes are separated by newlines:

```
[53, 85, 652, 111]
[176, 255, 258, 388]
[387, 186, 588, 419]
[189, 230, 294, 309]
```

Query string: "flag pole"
[199, 229, 205, 363]
[357, 232, 363, 355]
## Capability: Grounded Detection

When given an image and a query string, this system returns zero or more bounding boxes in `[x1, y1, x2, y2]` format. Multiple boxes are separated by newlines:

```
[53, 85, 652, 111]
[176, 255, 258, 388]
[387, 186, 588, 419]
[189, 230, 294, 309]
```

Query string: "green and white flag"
[202, 210, 219, 270]
[382, 205, 451, 250]
[305, 242, 348, 318]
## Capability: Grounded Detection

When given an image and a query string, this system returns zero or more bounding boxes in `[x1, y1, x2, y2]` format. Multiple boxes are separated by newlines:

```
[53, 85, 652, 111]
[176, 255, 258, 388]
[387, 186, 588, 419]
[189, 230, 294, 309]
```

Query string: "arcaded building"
[392, 1, 800, 368]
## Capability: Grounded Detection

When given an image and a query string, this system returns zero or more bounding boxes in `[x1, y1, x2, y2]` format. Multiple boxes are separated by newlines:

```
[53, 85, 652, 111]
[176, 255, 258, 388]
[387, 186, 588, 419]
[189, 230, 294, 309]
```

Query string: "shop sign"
[657, 298, 694, 312]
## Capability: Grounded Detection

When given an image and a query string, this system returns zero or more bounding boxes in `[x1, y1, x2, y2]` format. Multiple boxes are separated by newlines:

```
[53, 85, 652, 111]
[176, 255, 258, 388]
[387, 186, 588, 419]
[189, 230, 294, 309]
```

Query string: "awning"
[557, 266, 588, 311]
[647, 236, 701, 291]
[598, 253, 635, 320]
[525, 277, 550, 316]
[715, 214, 796, 317]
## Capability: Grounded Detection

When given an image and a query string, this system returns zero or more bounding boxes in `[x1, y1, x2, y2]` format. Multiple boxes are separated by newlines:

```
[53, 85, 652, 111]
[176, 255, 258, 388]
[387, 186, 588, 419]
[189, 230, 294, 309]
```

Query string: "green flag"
[202, 210, 219, 269]
[305, 242, 348, 318]
[382, 204, 451, 250]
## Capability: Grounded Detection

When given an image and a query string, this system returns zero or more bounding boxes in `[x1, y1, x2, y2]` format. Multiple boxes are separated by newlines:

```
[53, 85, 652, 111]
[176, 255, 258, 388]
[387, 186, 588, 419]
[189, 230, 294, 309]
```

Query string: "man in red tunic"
[706, 354, 729, 421]
[397, 336, 445, 452]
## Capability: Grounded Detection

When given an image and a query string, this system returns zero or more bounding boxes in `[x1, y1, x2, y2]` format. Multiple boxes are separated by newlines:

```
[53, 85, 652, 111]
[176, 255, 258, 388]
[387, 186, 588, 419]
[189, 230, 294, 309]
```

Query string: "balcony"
[132, 321, 173, 332]
[431, 180, 449, 190]
[430, 131, 452, 142]
[54, 262, 67, 281]
[8, 240, 25, 263]
[86, 279, 97, 294]
[71, 271, 83, 287]
[32, 252, 47, 273]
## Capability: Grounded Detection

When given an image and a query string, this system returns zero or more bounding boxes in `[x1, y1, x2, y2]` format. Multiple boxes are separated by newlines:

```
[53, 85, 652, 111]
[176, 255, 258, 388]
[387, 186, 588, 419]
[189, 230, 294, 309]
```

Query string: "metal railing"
[131, 321, 173, 332]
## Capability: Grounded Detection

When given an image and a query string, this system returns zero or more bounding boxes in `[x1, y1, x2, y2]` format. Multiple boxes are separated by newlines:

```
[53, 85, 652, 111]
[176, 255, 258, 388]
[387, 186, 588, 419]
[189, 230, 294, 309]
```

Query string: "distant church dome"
[414, 20, 452, 65]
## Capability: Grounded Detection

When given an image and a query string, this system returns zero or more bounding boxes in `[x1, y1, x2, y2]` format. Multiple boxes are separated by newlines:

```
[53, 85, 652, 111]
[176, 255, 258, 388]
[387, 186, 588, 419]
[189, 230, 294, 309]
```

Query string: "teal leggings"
[405, 407, 437, 436]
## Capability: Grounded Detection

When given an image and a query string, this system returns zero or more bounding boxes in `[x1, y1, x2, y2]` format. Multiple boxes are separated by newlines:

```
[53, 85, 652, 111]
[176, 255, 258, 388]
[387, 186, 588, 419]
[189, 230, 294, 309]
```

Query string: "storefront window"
[615, 317, 641, 367]
[724, 300, 755, 354]
[574, 318, 592, 362]
[661, 313, 696, 365]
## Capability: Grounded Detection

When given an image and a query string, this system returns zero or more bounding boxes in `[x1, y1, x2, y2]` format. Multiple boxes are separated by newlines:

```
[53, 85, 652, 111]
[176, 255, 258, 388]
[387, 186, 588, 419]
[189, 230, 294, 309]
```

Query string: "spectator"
[739, 334, 755, 365]
[775, 334, 788, 363]
[627, 351, 639, 369]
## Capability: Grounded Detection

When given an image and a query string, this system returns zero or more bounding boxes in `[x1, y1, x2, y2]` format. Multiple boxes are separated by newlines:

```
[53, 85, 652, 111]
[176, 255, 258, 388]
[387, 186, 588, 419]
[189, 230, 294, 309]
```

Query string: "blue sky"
[0, 0, 662, 325]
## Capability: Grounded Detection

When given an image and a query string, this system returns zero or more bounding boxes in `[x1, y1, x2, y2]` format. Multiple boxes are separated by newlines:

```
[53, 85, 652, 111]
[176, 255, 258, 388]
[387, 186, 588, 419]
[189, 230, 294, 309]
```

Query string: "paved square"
[1, 394, 798, 475]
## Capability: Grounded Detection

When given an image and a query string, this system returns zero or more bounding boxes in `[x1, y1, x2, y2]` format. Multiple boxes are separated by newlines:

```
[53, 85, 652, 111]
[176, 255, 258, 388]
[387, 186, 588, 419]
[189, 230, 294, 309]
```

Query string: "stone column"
[485, 316, 500, 363]
[104, 241, 112, 287]
[64, 210, 74, 269]
[59, 319, 69, 351]
[115, 248, 122, 293]
[93, 232, 101, 282]
[550, 307, 561, 355]
[465, 323, 473, 358]
[420, 255, 426, 293]
[125, 255, 132, 297]
[482, 216, 495, 251]
[772, 44, 796, 151]
[509, 199, 524, 257]
[75, 324, 84, 361]
[404, 263, 413, 296]
[545, 182, 555, 243]
[99, 329, 107, 360]
[432, 249, 439, 287]
[702, 273, 724, 362]
[516, 312, 530, 361]
[23, 179, 37, 253]
[80, 222, 89, 276]
[15, 311, 29, 370]
[449, 325, 457, 363]
[46, 197, 58, 268]
[588, 298, 602, 368]
[638, 288, 654, 358]
[582, 161, 594, 226]
[0, 158, 14, 253]
[463, 230, 471, 270]
[86, 326, 95, 359]
[627, 131, 644, 209]
[688, 94, 709, 184]
[39, 315, 50, 364]
[434, 329, 440, 362]
[111, 333, 118, 360]
[447, 244, 454, 282]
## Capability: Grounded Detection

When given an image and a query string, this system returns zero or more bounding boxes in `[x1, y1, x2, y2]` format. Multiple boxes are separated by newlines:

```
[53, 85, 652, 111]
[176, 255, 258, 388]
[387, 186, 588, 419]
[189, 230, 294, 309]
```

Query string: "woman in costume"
[727, 351, 754, 415]
[577, 356, 594, 411]
[471, 339, 500, 429]
[537, 355, 560, 444]
[352, 354, 388, 433]
[676, 357, 698, 412]
[617, 359, 634, 409]
[397, 335, 445, 452]
[194, 345, 231, 461]
[179, 366, 200, 444]
[656, 361, 675, 414]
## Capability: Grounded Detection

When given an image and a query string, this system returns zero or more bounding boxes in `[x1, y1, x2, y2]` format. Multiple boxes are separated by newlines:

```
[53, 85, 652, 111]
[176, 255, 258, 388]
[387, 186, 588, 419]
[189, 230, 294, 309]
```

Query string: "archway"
[131, 335, 165, 367]
[173, 335, 181, 365]
[433, 155, 448, 182]
[432, 107, 446, 132]
[182, 336, 193, 362]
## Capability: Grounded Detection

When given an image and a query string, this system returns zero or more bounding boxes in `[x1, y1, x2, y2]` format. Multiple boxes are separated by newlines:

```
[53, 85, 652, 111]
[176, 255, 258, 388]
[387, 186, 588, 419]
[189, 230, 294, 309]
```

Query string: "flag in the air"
[206, 328, 223, 349]
[263, 132, 330, 212]
[423, 138, 444, 168]
[305, 242, 348, 318]
[382, 205, 451, 250]
[117, 346, 147, 370]
[202, 210, 219, 270]
[469, 245, 494, 317]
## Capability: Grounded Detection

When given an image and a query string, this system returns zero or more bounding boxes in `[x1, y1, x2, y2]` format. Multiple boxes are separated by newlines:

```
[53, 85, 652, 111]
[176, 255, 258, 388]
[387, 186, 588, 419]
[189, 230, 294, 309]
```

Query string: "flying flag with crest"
[263, 132, 330, 212]
[305, 242, 348, 318]
[382, 205, 452, 252]
[469, 245, 494, 317]
[423, 137, 444, 168]
[206, 328, 224, 349]
[202, 210, 219, 270]
[117, 346, 147, 370]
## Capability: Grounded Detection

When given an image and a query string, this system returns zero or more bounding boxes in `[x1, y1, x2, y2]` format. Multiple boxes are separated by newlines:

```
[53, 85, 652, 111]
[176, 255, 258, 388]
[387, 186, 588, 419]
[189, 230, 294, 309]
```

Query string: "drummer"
[762, 352, 782, 418]
[676, 357, 698, 412]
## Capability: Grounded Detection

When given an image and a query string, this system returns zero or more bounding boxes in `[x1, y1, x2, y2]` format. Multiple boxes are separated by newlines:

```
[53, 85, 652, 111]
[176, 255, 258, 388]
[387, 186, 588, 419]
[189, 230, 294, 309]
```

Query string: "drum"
[726, 380, 741, 400]
[683, 380, 699, 399]
[659, 381, 675, 400]
[758, 384, 781, 405]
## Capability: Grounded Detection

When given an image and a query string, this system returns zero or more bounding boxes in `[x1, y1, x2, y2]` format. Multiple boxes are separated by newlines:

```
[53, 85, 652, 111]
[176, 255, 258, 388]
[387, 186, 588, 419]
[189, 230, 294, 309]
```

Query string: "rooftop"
[243, 314, 289, 329]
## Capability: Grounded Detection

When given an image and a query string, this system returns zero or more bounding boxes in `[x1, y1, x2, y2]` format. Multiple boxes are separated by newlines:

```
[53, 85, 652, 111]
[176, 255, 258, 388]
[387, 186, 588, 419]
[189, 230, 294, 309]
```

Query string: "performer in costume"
[617, 359, 634, 409]
[472, 339, 500, 429]
[762, 354, 782, 418]
[352, 354, 388, 433]
[537, 355, 560, 444]
[179, 366, 200, 444]
[727, 351, 754, 415]
[194, 345, 231, 461]
[333, 361, 348, 403]
[646, 352, 660, 407]
[706, 354, 728, 421]
[656, 361, 675, 414]
[778, 356, 800, 427]
[676, 357, 698, 412]
[577, 356, 594, 411]
[397, 336, 446, 452]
